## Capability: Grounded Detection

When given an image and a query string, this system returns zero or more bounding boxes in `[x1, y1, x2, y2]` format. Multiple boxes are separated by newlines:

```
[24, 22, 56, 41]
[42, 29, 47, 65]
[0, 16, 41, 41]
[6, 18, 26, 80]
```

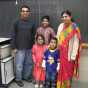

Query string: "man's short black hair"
[20, 5, 30, 11]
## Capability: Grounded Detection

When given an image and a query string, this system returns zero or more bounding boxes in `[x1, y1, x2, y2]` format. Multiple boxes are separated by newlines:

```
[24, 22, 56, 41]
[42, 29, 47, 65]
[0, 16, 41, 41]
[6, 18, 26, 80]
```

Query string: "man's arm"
[10, 21, 17, 49]
[10, 21, 17, 57]
[32, 23, 36, 45]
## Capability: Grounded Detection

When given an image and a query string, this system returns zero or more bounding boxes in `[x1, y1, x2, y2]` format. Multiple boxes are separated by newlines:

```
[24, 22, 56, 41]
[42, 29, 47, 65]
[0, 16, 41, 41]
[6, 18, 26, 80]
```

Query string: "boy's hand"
[57, 63, 60, 71]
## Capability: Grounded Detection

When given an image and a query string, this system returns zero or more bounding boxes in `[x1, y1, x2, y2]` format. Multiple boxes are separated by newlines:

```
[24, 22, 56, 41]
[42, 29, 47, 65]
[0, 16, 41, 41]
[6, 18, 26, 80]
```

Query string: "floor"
[8, 49, 88, 88]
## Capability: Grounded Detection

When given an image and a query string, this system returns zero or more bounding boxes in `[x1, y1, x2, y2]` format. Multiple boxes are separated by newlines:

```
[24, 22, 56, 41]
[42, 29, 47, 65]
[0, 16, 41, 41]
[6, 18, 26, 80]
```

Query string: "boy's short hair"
[41, 15, 50, 22]
[49, 37, 58, 44]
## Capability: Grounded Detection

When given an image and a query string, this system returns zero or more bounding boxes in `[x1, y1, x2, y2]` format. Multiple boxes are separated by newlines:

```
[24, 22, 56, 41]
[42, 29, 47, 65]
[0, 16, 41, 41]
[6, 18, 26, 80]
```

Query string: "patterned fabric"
[57, 22, 81, 88]
[44, 49, 60, 72]
[58, 23, 80, 45]
[36, 26, 55, 44]
[32, 44, 47, 81]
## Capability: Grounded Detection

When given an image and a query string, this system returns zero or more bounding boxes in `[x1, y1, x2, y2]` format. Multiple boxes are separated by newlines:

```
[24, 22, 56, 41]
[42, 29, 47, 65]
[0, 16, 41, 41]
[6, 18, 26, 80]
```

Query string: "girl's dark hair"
[20, 5, 30, 12]
[36, 34, 45, 44]
[41, 15, 50, 22]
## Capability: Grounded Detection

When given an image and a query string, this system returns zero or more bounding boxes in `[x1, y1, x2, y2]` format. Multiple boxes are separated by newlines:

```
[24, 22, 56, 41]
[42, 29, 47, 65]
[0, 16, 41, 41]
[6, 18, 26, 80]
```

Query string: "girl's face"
[37, 36, 44, 45]
[49, 39, 57, 50]
[61, 13, 72, 24]
[41, 18, 49, 27]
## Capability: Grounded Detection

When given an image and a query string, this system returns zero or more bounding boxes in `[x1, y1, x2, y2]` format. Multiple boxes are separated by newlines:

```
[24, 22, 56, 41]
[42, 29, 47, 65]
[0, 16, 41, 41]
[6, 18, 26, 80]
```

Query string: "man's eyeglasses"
[21, 10, 30, 12]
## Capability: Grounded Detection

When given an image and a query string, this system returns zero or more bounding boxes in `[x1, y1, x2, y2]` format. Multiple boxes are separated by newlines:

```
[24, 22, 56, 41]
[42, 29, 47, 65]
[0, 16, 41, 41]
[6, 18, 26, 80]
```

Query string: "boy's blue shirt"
[44, 49, 60, 72]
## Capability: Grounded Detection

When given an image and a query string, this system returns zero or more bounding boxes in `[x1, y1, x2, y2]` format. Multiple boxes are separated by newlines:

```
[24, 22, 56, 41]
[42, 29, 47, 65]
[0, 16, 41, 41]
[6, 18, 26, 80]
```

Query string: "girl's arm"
[42, 51, 46, 68]
[42, 59, 46, 68]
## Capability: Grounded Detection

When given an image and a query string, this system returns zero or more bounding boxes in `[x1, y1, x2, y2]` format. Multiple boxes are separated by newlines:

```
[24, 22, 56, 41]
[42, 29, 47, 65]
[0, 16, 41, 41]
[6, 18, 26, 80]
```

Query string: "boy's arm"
[57, 50, 60, 71]
[57, 62, 60, 71]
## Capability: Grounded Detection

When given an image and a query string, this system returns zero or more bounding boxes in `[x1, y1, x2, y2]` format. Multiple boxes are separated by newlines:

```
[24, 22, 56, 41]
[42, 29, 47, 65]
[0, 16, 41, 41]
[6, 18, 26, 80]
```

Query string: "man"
[11, 5, 35, 87]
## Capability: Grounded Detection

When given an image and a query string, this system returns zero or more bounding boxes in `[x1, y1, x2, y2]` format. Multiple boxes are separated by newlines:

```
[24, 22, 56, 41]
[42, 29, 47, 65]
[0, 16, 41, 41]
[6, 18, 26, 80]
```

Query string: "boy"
[42, 37, 60, 88]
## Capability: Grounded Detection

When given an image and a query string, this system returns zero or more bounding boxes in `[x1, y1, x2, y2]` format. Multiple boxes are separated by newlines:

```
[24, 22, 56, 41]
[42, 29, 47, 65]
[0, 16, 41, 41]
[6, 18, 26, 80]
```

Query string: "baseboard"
[82, 43, 88, 48]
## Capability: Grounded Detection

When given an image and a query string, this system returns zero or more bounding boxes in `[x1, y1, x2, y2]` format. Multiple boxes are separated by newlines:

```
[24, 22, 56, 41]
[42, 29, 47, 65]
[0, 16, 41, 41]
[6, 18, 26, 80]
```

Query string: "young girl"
[42, 37, 60, 88]
[32, 34, 47, 88]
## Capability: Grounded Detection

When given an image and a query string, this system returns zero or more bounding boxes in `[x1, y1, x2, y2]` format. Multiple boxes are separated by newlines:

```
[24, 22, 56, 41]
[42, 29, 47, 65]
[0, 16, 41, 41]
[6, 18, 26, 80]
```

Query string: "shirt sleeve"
[50, 28, 55, 37]
[43, 50, 47, 60]
[57, 50, 60, 62]
[32, 23, 36, 45]
[10, 21, 17, 49]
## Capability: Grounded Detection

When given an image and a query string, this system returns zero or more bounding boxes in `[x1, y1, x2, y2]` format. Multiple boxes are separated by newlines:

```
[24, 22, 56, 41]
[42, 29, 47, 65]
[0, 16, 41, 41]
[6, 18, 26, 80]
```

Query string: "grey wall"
[0, 0, 88, 42]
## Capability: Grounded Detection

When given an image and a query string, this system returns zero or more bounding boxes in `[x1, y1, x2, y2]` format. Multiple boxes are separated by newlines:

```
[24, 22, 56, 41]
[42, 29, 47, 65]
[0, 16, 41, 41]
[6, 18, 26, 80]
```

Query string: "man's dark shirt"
[11, 18, 35, 50]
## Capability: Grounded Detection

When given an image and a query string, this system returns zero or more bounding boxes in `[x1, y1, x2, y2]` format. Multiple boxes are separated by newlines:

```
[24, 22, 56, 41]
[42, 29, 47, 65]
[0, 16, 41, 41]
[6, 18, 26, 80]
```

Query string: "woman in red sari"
[56, 10, 81, 88]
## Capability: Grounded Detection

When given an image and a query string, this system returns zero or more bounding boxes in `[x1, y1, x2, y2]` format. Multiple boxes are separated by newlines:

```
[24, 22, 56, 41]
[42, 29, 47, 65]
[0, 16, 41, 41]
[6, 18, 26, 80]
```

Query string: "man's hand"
[12, 49, 17, 57]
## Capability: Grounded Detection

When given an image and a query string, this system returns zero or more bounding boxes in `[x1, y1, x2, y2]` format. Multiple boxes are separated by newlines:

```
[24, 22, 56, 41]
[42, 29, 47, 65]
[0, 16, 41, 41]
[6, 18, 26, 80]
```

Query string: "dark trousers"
[45, 70, 57, 88]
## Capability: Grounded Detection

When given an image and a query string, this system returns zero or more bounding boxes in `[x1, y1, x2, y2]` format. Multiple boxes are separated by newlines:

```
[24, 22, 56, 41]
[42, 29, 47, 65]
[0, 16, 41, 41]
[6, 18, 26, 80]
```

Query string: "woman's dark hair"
[61, 10, 72, 17]
[35, 34, 45, 44]
[41, 15, 50, 22]
[61, 10, 74, 22]
[20, 5, 30, 12]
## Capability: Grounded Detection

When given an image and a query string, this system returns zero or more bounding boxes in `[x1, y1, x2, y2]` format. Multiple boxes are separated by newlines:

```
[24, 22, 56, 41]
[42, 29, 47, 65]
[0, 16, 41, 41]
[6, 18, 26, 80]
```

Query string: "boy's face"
[41, 18, 49, 27]
[49, 39, 57, 50]
[37, 36, 44, 45]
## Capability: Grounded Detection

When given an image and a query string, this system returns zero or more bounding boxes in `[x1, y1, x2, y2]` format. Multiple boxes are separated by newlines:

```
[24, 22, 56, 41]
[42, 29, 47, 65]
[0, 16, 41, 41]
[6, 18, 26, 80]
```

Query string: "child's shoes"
[35, 84, 39, 88]
[40, 84, 43, 88]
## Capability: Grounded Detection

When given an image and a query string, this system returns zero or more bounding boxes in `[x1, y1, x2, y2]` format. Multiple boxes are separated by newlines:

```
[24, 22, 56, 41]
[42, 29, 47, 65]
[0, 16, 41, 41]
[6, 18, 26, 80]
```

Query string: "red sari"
[57, 23, 81, 88]
[32, 44, 47, 81]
